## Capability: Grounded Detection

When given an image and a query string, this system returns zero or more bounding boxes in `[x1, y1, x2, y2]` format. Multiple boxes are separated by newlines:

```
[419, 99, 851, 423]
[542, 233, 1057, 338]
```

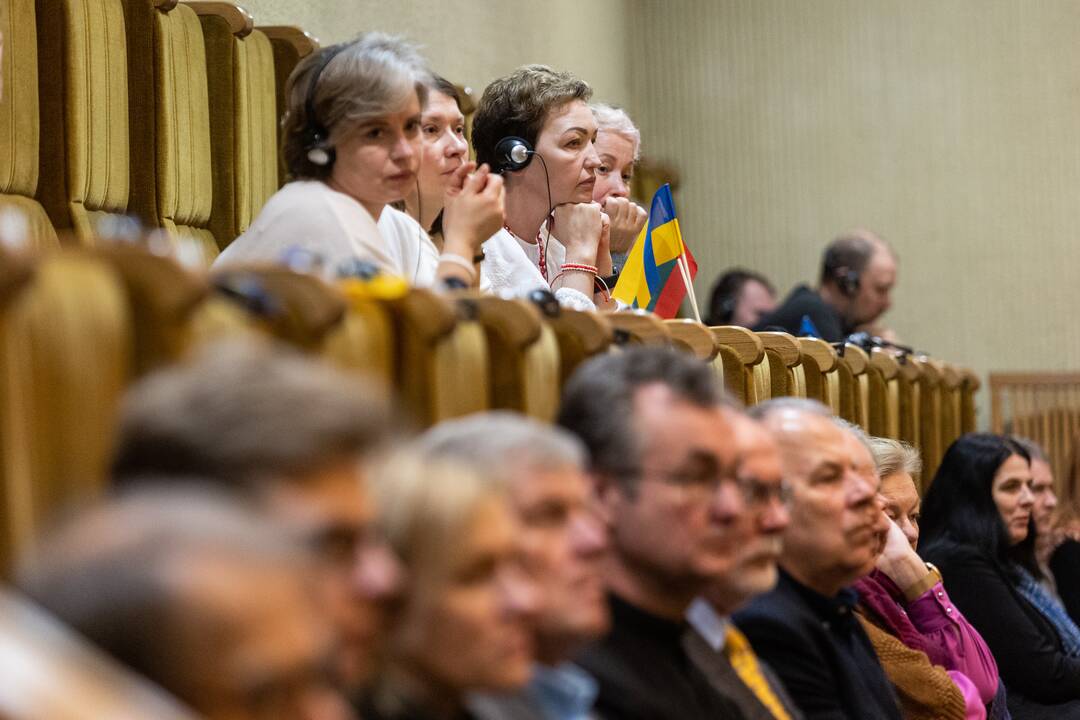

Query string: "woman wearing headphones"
[214, 34, 503, 288]
[471, 65, 614, 310]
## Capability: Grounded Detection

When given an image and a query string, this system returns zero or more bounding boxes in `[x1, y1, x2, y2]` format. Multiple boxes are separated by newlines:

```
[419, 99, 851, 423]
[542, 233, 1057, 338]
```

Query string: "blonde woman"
[855, 437, 1001, 720]
[363, 454, 537, 720]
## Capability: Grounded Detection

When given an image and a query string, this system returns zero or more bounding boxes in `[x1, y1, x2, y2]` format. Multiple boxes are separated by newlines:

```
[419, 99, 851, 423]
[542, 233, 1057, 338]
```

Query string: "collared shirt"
[525, 663, 598, 720]
[734, 570, 901, 720]
[576, 593, 747, 720]
[686, 596, 730, 652]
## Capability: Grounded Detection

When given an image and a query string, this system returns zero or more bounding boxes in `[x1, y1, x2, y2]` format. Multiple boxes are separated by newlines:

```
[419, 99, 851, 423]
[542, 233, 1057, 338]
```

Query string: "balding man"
[756, 230, 897, 342]
[733, 399, 900, 719]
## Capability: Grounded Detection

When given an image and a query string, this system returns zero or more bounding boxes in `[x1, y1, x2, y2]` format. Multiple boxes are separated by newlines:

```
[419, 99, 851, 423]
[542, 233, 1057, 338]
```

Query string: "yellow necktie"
[724, 625, 793, 720]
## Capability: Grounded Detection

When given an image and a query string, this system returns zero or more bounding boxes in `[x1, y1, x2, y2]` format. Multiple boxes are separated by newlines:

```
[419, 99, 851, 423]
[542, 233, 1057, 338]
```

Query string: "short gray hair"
[833, 417, 873, 455]
[869, 437, 922, 479]
[1011, 436, 1048, 464]
[419, 412, 585, 482]
[111, 338, 394, 490]
[747, 397, 832, 422]
[591, 103, 641, 162]
[282, 32, 430, 180]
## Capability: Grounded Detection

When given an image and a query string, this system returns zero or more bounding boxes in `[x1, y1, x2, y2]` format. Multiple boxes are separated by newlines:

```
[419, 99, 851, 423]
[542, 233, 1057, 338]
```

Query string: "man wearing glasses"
[558, 347, 749, 719]
[685, 412, 803, 720]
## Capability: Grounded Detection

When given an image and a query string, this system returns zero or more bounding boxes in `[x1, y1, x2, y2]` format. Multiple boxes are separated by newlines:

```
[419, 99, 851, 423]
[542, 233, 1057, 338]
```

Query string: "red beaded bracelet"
[560, 263, 599, 275]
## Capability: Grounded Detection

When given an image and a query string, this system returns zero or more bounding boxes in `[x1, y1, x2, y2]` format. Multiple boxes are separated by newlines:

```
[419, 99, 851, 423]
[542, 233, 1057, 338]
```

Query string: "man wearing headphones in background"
[754, 229, 898, 343]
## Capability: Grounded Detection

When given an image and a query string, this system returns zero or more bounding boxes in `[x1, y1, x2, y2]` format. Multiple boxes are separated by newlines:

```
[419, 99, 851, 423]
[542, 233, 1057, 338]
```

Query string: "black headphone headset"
[302, 43, 350, 168]
[493, 136, 535, 173]
[834, 266, 861, 297]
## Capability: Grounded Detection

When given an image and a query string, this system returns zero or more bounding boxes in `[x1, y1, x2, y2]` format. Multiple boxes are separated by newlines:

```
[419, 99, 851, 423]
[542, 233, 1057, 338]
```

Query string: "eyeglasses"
[634, 464, 791, 509]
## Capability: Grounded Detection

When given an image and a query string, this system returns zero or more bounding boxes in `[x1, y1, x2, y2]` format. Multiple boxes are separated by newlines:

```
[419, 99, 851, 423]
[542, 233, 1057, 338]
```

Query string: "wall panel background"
[242, 0, 1080, 427]
[628, 0, 1080, 426]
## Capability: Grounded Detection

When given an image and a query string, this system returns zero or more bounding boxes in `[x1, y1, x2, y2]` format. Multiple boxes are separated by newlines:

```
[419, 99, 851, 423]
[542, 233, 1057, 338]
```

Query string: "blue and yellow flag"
[612, 184, 697, 318]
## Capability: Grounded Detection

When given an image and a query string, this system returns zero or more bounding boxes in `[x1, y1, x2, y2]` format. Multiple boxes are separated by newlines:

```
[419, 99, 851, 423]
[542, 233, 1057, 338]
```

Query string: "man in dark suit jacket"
[733, 399, 901, 720]
[685, 413, 803, 720]
[558, 347, 749, 720]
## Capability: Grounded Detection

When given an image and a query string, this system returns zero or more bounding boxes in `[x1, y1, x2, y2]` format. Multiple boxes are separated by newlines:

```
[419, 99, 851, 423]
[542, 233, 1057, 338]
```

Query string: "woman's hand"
[876, 515, 932, 592]
[596, 211, 613, 277]
[442, 164, 505, 256]
[552, 202, 604, 265]
[602, 196, 647, 254]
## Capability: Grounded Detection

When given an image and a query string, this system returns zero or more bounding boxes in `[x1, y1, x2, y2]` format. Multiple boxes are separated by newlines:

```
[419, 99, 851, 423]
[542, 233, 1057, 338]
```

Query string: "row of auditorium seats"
[0, 0, 317, 256]
[0, 242, 981, 576]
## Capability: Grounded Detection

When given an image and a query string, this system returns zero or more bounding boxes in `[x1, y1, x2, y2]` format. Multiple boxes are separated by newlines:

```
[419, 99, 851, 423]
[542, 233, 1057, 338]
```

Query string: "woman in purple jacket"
[856, 437, 1003, 720]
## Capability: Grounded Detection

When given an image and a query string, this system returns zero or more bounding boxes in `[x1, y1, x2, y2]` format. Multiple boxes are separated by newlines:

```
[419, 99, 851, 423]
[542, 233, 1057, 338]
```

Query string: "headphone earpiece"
[302, 44, 349, 170]
[720, 296, 738, 322]
[493, 136, 534, 173]
[306, 144, 334, 167]
[835, 267, 861, 297]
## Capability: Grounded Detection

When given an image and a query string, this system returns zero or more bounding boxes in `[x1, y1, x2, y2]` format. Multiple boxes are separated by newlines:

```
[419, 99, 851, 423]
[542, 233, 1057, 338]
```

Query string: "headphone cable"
[533, 152, 554, 284]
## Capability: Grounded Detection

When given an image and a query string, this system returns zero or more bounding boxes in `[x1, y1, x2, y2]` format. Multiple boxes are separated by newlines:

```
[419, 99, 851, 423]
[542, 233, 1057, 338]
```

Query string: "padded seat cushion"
[0, 0, 58, 249]
[200, 17, 277, 249]
[36, 0, 131, 245]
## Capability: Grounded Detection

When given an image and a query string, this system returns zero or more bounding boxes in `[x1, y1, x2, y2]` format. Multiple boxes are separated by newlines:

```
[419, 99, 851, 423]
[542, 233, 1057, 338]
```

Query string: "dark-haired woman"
[920, 433, 1080, 719]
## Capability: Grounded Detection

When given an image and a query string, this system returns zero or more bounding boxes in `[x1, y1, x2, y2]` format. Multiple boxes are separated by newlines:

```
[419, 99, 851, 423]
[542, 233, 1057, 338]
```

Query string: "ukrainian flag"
[612, 184, 697, 318]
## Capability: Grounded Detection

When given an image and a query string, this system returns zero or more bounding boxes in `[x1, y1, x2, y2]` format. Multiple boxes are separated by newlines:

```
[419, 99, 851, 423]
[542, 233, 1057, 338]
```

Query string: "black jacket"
[1050, 538, 1080, 628]
[732, 570, 901, 720]
[754, 285, 846, 342]
[576, 594, 746, 720]
[921, 539, 1080, 718]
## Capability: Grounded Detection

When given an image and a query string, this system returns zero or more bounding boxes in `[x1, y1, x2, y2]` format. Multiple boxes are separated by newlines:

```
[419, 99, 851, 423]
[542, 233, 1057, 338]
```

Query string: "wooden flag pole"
[676, 253, 701, 323]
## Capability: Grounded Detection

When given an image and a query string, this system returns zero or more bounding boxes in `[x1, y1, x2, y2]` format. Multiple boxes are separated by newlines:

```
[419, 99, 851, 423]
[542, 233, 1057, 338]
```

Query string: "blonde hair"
[591, 103, 641, 162]
[282, 32, 430, 180]
[375, 453, 504, 572]
[869, 437, 922, 481]
[371, 452, 508, 704]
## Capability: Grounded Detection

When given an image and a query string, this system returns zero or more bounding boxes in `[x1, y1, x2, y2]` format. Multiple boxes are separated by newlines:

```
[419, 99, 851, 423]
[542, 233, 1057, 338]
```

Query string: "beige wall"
[629, 0, 1080, 426]
[243, 0, 1080, 427]
[239, 0, 632, 107]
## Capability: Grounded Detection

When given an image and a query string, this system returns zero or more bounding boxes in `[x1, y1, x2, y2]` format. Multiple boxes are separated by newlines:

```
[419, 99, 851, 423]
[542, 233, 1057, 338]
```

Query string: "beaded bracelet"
[560, 262, 599, 275]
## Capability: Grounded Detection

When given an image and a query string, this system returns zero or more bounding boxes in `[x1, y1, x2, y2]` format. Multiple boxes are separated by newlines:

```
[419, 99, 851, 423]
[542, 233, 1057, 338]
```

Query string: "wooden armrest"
[470, 296, 542, 348]
[870, 347, 900, 380]
[940, 363, 963, 390]
[393, 288, 457, 341]
[608, 310, 670, 346]
[94, 247, 209, 324]
[897, 353, 921, 382]
[155, 0, 180, 12]
[757, 331, 801, 368]
[840, 344, 869, 375]
[711, 326, 764, 365]
[798, 337, 838, 373]
[665, 320, 718, 361]
[548, 309, 613, 356]
[258, 25, 320, 55]
[912, 357, 942, 385]
[212, 265, 345, 338]
[184, 1, 254, 37]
